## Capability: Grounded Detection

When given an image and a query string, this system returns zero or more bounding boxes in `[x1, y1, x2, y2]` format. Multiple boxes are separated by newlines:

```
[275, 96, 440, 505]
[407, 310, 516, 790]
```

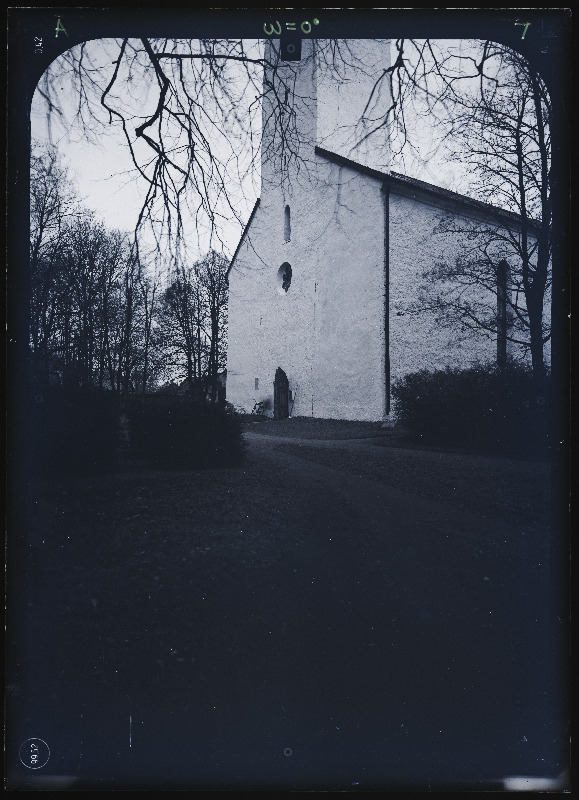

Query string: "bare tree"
[36, 39, 297, 258]
[158, 251, 228, 396]
[54, 216, 127, 389]
[34, 36, 552, 393]
[159, 263, 207, 392]
[30, 146, 157, 393]
[34, 38, 383, 260]
[352, 40, 551, 388]
[196, 250, 229, 402]
[133, 266, 164, 394]
[30, 145, 80, 385]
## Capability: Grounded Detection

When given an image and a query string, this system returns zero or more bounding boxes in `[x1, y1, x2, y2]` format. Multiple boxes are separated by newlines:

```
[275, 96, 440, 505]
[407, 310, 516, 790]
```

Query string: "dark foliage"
[127, 395, 246, 469]
[26, 387, 121, 478]
[392, 363, 551, 458]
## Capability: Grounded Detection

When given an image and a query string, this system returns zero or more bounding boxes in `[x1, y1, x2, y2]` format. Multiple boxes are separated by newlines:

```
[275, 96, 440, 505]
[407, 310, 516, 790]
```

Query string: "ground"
[7, 419, 567, 790]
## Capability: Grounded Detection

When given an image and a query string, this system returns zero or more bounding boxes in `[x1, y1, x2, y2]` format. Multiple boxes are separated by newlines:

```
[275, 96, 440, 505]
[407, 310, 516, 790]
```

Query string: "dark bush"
[392, 363, 551, 458]
[127, 395, 246, 469]
[27, 387, 121, 478]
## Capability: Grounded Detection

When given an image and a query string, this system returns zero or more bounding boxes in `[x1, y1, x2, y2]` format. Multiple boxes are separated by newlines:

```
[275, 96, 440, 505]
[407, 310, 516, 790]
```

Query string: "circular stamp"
[283, 747, 293, 757]
[19, 738, 50, 770]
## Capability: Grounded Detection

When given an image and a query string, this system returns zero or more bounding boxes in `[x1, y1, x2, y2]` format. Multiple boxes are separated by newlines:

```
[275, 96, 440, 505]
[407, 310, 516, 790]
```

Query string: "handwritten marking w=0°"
[263, 19, 319, 35]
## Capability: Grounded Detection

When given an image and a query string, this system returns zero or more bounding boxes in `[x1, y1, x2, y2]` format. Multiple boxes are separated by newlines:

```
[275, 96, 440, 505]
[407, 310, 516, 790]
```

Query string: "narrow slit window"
[284, 205, 291, 242]
[255, 378, 259, 390]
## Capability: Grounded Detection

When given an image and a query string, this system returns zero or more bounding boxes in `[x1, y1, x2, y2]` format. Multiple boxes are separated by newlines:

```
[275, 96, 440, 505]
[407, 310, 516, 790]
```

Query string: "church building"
[226, 39, 534, 421]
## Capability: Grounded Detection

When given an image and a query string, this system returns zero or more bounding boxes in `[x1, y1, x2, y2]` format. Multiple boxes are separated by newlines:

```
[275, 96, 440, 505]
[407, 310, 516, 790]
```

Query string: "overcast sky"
[30, 37, 471, 263]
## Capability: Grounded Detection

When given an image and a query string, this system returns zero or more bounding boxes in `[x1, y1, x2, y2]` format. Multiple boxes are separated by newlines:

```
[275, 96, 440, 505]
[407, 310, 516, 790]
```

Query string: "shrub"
[127, 395, 246, 469]
[251, 399, 271, 415]
[224, 401, 249, 417]
[392, 363, 550, 458]
[27, 387, 121, 478]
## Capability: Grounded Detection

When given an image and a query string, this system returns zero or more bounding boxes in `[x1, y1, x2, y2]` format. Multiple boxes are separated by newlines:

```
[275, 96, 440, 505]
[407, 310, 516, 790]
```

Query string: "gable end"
[228, 198, 261, 275]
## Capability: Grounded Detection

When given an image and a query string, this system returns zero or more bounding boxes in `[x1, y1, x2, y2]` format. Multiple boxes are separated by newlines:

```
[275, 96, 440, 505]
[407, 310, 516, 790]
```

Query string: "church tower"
[227, 38, 538, 421]
[316, 39, 392, 172]
[260, 38, 318, 198]
[226, 39, 392, 421]
[260, 38, 392, 191]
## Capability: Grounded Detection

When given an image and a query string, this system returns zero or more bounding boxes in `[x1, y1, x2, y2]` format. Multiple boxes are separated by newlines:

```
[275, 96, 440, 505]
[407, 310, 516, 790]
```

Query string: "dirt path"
[245, 427, 551, 527]
[8, 429, 565, 790]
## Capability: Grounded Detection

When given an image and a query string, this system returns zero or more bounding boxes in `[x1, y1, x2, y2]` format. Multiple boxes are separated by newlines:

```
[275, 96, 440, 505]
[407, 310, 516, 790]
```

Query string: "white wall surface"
[227, 154, 386, 421]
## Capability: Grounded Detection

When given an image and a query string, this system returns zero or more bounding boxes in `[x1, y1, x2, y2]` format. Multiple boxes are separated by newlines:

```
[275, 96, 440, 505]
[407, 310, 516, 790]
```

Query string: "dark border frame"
[6, 8, 572, 791]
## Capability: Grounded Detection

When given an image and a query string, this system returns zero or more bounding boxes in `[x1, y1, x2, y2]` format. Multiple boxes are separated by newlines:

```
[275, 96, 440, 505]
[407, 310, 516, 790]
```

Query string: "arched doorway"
[273, 367, 289, 420]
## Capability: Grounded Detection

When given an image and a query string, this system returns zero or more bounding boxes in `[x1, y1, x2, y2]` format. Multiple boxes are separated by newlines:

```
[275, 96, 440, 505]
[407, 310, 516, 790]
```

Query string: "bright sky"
[30, 37, 472, 263]
[31, 38, 266, 263]
[31, 40, 149, 231]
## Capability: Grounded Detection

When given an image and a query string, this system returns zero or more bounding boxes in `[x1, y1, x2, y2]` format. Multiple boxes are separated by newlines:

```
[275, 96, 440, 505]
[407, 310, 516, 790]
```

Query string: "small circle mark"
[283, 747, 293, 757]
[19, 738, 50, 770]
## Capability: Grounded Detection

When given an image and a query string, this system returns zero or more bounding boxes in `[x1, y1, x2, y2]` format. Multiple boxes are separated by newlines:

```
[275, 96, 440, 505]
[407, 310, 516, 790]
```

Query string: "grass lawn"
[8, 416, 560, 788]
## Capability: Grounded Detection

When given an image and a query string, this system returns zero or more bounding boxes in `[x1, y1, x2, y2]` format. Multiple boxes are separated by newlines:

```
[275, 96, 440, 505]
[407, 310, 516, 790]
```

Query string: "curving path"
[9, 429, 566, 791]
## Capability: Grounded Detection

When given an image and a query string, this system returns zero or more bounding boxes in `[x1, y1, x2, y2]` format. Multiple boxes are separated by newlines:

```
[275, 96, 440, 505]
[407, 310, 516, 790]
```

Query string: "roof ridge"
[227, 198, 261, 274]
[229, 147, 541, 268]
[315, 145, 538, 227]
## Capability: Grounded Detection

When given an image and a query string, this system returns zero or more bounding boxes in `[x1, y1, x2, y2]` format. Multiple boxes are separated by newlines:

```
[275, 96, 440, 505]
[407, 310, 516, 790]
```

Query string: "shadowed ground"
[7, 420, 567, 790]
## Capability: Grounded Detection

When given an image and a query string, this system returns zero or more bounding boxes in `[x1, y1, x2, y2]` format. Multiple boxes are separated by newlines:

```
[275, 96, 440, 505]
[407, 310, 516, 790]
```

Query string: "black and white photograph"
[6, 8, 571, 791]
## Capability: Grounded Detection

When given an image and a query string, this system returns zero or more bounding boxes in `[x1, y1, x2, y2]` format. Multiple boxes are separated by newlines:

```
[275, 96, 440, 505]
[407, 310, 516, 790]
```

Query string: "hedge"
[26, 387, 121, 478]
[391, 363, 550, 458]
[126, 395, 246, 469]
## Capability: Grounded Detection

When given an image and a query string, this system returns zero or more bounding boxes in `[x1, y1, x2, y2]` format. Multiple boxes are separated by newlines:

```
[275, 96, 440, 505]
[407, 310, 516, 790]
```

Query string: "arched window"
[277, 262, 292, 294]
[284, 205, 291, 242]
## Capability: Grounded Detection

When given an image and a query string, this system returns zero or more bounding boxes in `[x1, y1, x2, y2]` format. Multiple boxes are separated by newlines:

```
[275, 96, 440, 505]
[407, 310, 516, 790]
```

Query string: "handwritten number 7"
[515, 22, 531, 40]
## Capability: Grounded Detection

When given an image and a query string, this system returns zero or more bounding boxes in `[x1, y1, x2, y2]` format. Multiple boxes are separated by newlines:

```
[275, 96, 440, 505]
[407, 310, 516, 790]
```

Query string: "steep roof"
[315, 146, 538, 230]
[227, 198, 260, 275]
[228, 148, 539, 271]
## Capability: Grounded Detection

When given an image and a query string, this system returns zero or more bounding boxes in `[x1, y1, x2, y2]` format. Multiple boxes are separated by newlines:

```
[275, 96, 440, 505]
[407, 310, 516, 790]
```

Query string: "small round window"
[277, 262, 292, 294]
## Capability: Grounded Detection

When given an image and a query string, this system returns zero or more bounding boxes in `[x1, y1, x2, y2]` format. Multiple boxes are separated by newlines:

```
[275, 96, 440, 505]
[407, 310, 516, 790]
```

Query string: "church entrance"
[273, 367, 289, 420]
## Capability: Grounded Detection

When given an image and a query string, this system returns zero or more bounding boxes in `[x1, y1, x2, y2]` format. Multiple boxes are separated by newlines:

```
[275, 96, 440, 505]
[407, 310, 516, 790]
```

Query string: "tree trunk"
[528, 302, 546, 393]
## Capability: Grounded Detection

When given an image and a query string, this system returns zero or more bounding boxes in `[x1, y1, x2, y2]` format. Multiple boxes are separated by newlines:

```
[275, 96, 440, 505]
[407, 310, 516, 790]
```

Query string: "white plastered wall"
[227, 155, 386, 421]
